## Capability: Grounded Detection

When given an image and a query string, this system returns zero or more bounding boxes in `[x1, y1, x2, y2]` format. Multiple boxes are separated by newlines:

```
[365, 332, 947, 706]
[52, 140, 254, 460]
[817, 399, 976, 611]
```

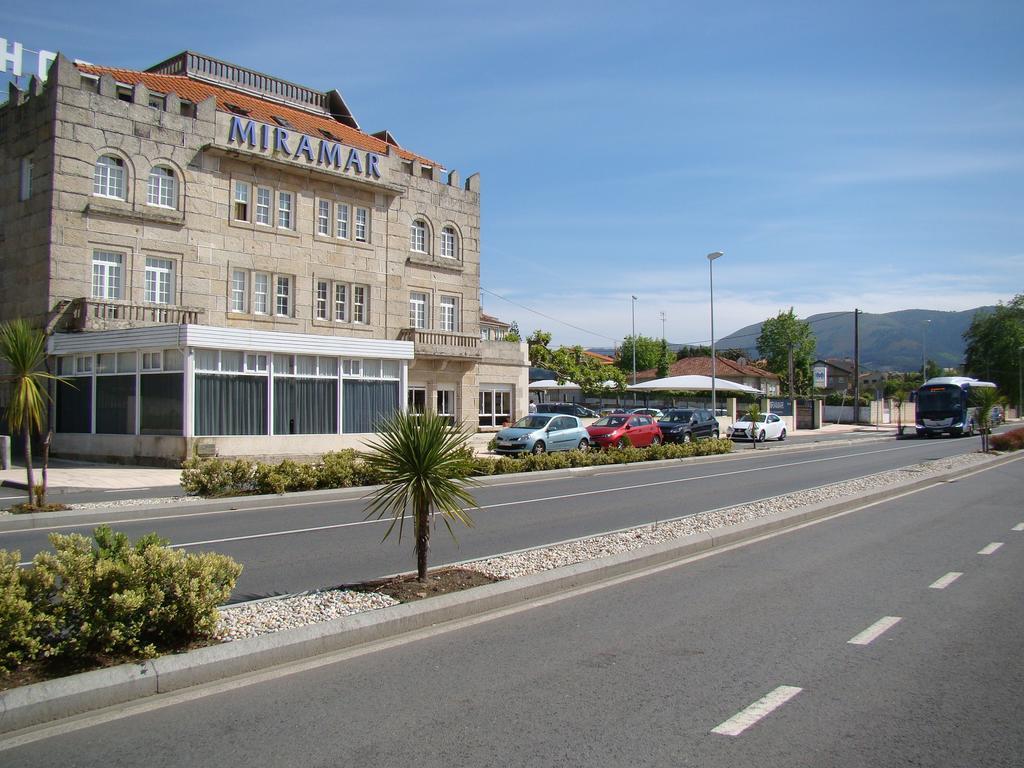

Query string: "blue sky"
[4, 1, 1022, 348]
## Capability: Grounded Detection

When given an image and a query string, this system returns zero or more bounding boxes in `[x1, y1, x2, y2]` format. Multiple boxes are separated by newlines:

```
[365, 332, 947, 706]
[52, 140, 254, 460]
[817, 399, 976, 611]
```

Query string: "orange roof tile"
[76, 64, 440, 168]
[635, 356, 779, 382]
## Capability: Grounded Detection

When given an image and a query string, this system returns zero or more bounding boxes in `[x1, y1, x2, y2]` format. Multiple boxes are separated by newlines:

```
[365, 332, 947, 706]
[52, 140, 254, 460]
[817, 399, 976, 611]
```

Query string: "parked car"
[537, 402, 597, 418]
[494, 414, 591, 455]
[657, 409, 719, 443]
[629, 407, 664, 419]
[728, 412, 786, 441]
[586, 413, 663, 449]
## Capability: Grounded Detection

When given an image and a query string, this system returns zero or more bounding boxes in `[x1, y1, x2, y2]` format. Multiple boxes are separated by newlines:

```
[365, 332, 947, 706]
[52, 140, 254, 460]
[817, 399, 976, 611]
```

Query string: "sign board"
[1, 38, 56, 81]
[769, 400, 793, 416]
[813, 365, 828, 389]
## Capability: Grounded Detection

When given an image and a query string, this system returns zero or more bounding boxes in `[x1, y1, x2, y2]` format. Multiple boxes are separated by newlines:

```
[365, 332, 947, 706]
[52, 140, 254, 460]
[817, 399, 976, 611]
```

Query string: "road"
[0, 434, 996, 602]
[3, 451, 1020, 766]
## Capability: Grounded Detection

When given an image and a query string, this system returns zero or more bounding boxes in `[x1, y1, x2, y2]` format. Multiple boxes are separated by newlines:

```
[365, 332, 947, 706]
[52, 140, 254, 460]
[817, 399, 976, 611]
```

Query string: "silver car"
[494, 414, 591, 455]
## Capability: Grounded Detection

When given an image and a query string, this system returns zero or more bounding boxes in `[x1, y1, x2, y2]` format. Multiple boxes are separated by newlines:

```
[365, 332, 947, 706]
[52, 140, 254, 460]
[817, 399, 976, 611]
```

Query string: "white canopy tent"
[626, 375, 763, 394]
[528, 379, 581, 391]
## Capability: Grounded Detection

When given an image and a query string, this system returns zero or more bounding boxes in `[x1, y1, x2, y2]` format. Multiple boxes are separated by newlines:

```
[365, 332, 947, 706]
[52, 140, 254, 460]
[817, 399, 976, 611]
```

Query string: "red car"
[586, 413, 663, 449]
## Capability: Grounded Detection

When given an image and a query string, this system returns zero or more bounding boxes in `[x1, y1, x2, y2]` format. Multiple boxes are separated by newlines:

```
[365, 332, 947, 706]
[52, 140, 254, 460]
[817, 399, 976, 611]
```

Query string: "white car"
[728, 413, 786, 442]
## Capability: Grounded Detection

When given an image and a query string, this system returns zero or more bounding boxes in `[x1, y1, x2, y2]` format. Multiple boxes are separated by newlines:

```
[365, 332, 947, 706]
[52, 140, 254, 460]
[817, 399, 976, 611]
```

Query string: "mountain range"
[592, 307, 993, 372]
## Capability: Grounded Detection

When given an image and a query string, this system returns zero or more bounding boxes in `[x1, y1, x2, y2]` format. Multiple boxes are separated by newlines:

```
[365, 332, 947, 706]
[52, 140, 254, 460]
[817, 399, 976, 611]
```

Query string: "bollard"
[0, 435, 10, 470]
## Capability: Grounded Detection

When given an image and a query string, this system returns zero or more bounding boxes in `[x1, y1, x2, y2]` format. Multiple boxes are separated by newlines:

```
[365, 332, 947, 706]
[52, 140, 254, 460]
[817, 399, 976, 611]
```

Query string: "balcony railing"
[398, 328, 481, 359]
[70, 298, 204, 330]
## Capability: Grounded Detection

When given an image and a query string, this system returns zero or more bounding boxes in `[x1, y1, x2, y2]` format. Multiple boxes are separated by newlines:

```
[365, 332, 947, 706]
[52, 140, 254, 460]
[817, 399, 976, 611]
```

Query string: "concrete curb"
[2, 449, 1017, 735]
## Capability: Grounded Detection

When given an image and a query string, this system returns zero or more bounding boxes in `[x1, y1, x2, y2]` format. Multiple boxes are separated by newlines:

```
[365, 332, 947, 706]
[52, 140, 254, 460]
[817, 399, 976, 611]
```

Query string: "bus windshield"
[917, 386, 960, 414]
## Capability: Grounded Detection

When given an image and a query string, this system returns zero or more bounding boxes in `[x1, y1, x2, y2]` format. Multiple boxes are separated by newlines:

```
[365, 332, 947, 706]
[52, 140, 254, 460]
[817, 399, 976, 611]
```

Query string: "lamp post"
[631, 295, 638, 403]
[921, 319, 931, 381]
[1018, 345, 1023, 419]
[707, 251, 724, 417]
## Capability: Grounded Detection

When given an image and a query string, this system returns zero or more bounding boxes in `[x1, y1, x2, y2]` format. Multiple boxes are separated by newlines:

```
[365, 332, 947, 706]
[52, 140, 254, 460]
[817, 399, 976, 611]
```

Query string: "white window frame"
[409, 292, 428, 329]
[255, 186, 272, 226]
[144, 257, 174, 304]
[93, 155, 125, 199]
[277, 191, 294, 230]
[315, 279, 329, 320]
[411, 219, 427, 253]
[335, 203, 349, 239]
[441, 227, 458, 259]
[230, 269, 247, 313]
[352, 285, 367, 324]
[439, 295, 459, 332]
[317, 200, 331, 236]
[147, 166, 177, 208]
[253, 272, 269, 314]
[233, 181, 251, 222]
[354, 206, 369, 242]
[334, 283, 347, 322]
[275, 275, 291, 317]
[91, 250, 124, 300]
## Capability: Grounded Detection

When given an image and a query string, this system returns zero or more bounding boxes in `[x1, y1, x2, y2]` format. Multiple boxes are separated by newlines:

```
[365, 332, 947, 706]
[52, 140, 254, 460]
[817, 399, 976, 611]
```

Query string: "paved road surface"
[3, 453, 1020, 766]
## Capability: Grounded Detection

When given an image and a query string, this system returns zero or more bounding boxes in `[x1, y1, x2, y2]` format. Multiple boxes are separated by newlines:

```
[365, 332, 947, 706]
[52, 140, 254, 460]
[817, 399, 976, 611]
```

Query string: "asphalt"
[3, 421, 1019, 737]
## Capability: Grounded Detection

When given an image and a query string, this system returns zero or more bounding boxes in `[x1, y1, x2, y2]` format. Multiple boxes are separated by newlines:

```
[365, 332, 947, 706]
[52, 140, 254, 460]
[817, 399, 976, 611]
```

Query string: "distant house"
[480, 312, 511, 341]
[812, 359, 856, 392]
[582, 350, 615, 365]
[636, 356, 780, 396]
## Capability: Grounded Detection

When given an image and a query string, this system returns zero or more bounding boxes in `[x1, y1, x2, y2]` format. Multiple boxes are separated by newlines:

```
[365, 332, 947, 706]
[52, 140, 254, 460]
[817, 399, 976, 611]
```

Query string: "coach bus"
[914, 376, 996, 438]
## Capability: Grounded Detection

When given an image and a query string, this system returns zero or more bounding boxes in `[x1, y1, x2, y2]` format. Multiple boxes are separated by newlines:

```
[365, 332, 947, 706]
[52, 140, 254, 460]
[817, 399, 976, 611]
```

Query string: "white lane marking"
[1012, 523, 1024, 532]
[848, 616, 902, 645]
[929, 572, 962, 589]
[978, 542, 1003, 555]
[711, 686, 802, 736]
[104, 487, 152, 493]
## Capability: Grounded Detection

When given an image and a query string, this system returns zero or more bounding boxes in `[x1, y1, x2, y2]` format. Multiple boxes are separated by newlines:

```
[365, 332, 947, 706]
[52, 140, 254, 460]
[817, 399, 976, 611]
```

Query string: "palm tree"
[971, 387, 1001, 453]
[0, 319, 60, 507]
[363, 410, 478, 582]
[744, 403, 763, 448]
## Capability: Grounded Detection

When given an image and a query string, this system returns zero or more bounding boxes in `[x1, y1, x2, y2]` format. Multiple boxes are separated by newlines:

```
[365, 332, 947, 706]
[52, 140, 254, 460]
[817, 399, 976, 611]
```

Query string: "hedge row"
[1, 526, 241, 676]
[990, 427, 1024, 452]
[180, 439, 735, 497]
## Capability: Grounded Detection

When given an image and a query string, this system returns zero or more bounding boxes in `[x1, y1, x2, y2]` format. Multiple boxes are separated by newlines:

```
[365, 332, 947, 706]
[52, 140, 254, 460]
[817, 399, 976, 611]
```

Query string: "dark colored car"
[586, 413, 663, 449]
[537, 403, 597, 418]
[657, 409, 720, 443]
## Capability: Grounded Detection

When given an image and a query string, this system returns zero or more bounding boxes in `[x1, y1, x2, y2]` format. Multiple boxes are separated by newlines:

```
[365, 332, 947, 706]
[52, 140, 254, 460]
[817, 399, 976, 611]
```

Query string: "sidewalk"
[0, 422, 894, 496]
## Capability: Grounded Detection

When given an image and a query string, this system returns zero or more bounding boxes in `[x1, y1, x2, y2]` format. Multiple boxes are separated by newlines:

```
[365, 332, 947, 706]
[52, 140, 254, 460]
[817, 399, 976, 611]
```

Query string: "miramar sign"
[1, 38, 57, 81]
[227, 116, 382, 179]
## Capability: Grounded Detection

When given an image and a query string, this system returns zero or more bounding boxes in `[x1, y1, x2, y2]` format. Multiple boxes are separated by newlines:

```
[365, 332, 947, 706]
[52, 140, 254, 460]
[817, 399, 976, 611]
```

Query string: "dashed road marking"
[711, 685, 803, 736]
[1012, 523, 1024, 532]
[848, 616, 902, 645]
[929, 572, 962, 589]
[978, 542, 1003, 555]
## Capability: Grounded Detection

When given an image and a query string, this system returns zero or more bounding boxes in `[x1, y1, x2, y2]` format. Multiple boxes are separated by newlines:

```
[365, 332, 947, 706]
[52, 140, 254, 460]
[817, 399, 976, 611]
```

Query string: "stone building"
[0, 51, 528, 463]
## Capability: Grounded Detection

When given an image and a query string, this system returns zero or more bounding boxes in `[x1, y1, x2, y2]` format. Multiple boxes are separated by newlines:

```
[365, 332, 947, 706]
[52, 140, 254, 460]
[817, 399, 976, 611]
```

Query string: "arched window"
[410, 219, 428, 253]
[93, 155, 125, 199]
[441, 226, 459, 260]
[147, 166, 178, 208]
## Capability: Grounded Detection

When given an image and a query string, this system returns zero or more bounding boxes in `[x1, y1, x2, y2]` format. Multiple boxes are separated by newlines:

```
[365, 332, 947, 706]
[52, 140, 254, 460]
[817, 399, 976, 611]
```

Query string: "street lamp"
[631, 295, 638, 402]
[921, 319, 931, 381]
[1018, 345, 1023, 419]
[707, 251, 724, 417]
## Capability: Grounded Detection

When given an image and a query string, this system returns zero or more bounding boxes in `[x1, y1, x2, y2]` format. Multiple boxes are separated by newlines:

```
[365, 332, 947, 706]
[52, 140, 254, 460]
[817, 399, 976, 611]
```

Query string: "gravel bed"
[214, 451, 988, 641]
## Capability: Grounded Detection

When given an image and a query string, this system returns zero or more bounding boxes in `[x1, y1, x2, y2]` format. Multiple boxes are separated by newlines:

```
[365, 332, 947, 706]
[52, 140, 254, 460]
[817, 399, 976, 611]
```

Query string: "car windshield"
[593, 416, 627, 427]
[736, 414, 766, 424]
[662, 410, 694, 423]
[512, 416, 551, 430]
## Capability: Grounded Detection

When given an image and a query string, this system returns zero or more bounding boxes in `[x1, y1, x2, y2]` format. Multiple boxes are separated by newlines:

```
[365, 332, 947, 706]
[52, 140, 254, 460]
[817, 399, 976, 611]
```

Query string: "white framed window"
[436, 389, 455, 418]
[441, 226, 458, 259]
[19, 157, 32, 201]
[144, 257, 174, 304]
[93, 155, 125, 199]
[142, 351, 163, 371]
[315, 280, 329, 320]
[253, 272, 269, 314]
[334, 283, 347, 321]
[277, 191, 293, 230]
[233, 181, 251, 222]
[410, 219, 427, 252]
[409, 292, 428, 329]
[439, 295, 459, 332]
[352, 285, 366, 324]
[408, 386, 427, 414]
[317, 200, 331, 236]
[230, 269, 247, 312]
[354, 206, 369, 242]
[91, 250, 123, 299]
[335, 203, 349, 239]
[147, 166, 177, 208]
[275, 275, 291, 316]
[255, 186, 271, 226]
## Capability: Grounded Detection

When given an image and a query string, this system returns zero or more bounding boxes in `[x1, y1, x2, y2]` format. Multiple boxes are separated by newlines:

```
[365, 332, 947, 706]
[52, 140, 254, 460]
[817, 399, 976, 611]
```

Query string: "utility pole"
[854, 308, 860, 425]
[660, 310, 666, 341]
[787, 342, 794, 401]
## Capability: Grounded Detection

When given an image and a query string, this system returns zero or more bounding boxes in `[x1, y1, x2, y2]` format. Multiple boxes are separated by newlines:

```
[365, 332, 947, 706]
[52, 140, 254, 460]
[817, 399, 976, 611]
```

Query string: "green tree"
[970, 387, 1001, 453]
[656, 339, 670, 379]
[363, 411, 478, 582]
[617, 335, 663, 375]
[676, 345, 747, 361]
[963, 295, 1024, 410]
[528, 330, 627, 393]
[884, 376, 913, 435]
[756, 309, 816, 396]
[924, 359, 943, 380]
[0, 320, 62, 507]
[504, 321, 521, 342]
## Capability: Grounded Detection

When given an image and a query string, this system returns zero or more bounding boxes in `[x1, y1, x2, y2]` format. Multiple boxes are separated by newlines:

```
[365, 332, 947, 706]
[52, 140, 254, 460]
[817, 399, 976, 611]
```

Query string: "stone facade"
[0, 52, 527, 462]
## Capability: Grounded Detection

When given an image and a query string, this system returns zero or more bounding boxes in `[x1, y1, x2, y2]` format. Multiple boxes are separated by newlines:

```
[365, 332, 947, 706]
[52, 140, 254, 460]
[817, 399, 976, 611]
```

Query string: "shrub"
[0, 550, 45, 674]
[990, 427, 1024, 452]
[180, 456, 257, 497]
[317, 450, 362, 488]
[24, 525, 241, 664]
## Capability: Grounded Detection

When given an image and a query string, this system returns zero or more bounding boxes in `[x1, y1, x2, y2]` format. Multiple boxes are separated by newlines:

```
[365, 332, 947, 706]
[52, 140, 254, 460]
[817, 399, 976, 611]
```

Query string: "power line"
[480, 286, 618, 343]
